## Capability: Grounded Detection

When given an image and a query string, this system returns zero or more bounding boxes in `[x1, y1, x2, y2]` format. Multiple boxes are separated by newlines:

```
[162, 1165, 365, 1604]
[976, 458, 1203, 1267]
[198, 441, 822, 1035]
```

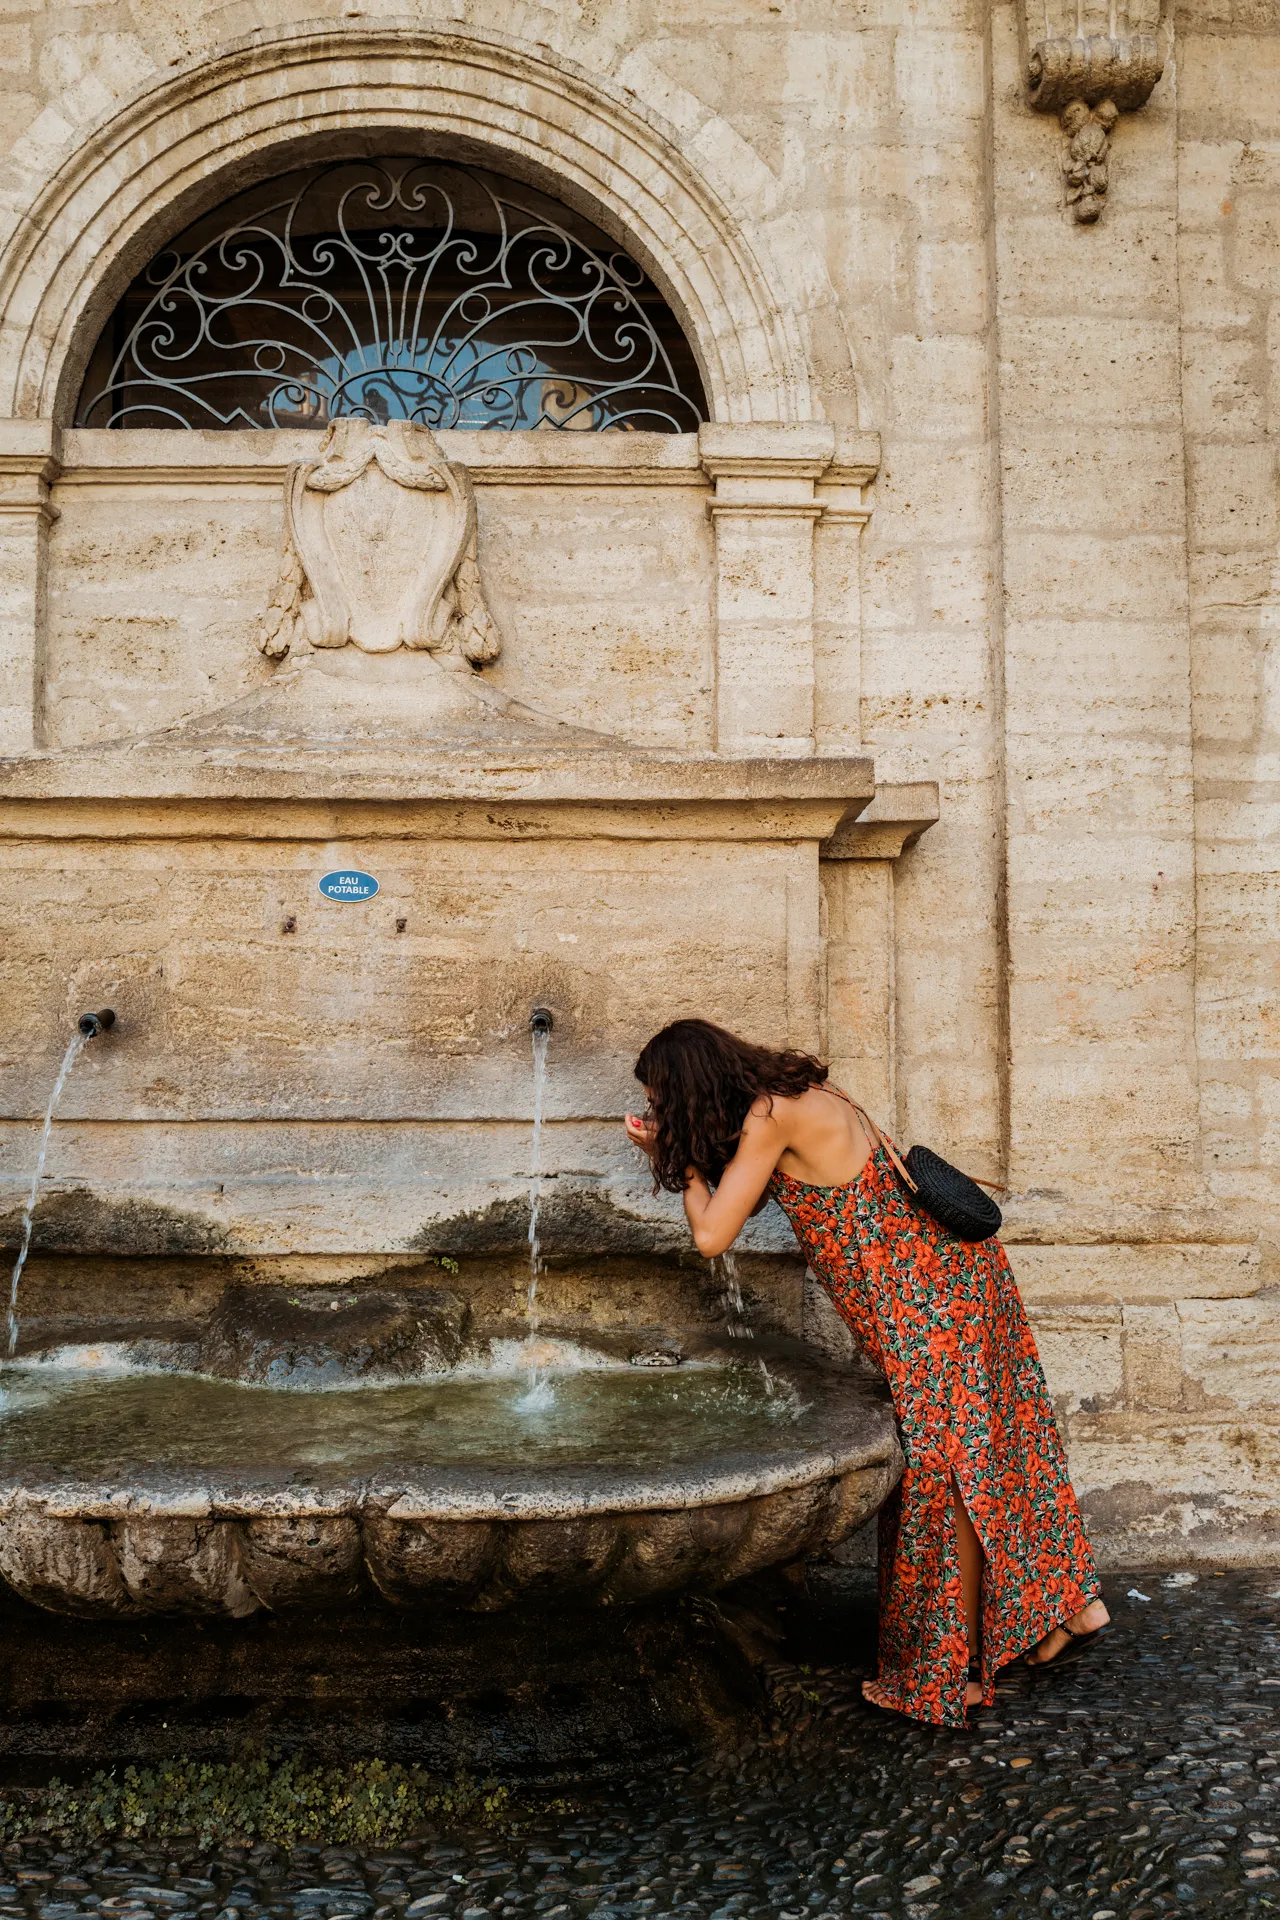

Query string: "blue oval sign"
[318, 869, 380, 903]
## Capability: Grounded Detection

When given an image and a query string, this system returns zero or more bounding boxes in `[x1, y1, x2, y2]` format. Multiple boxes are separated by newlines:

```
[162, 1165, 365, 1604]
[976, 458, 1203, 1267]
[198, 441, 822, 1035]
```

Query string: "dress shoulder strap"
[822, 1082, 920, 1196]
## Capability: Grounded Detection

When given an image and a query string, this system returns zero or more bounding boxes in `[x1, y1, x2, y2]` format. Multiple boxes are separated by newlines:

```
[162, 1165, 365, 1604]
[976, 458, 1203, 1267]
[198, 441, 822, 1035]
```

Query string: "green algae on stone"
[0, 1756, 514, 1850]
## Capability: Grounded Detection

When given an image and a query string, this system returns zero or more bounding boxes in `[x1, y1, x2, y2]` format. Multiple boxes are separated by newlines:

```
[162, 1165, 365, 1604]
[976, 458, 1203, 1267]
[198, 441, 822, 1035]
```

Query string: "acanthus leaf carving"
[1019, 3, 1166, 224]
[257, 419, 501, 668]
[1061, 97, 1120, 224]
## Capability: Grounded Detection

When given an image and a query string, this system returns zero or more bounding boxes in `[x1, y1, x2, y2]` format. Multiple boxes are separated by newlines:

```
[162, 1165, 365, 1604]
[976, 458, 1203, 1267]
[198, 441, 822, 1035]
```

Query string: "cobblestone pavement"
[3, 1570, 1278, 1920]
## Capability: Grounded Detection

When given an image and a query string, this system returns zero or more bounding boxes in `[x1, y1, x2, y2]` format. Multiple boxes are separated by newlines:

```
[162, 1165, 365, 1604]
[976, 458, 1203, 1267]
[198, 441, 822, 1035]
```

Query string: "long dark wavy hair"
[633, 1018, 828, 1193]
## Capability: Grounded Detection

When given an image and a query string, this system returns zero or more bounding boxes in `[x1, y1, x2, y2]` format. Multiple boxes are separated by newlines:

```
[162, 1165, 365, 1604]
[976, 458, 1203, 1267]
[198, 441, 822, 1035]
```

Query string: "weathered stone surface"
[110, 1515, 259, 1619]
[0, 0, 1277, 1569]
[0, 1508, 129, 1617]
[362, 1514, 499, 1609]
[199, 1286, 468, 1386]
[239, 1513, 364, 1610]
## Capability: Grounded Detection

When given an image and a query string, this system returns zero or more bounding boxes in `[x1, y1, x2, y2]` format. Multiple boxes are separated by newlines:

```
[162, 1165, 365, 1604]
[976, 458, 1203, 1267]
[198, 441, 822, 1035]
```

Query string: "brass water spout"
[529, 1006, 554, 1036]
[77, 1009, 116, 1038]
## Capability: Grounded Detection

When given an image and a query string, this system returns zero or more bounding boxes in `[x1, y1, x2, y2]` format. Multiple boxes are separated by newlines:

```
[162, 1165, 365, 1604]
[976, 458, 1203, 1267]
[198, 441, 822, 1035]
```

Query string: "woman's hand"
[624, 1112, 658, 1156]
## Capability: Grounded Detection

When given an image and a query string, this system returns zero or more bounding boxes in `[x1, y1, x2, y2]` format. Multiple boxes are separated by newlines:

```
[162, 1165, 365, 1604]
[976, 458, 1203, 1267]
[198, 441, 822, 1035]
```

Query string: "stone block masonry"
[0, 0, 1277, 1564]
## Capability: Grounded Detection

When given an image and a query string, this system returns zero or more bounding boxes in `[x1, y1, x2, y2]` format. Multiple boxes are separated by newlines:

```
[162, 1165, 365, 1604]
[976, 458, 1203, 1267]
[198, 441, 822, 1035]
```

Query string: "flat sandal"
[1025, 1619, 1111, 1670]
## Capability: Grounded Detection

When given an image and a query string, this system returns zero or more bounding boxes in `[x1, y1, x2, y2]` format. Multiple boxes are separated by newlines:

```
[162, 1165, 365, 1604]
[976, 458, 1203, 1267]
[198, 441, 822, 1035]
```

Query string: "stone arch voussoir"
[0, 20, 842, 426]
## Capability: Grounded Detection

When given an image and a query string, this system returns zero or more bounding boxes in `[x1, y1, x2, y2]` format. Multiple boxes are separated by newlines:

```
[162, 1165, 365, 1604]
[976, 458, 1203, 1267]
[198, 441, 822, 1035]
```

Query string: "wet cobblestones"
[3, 1570, 1278, 1920]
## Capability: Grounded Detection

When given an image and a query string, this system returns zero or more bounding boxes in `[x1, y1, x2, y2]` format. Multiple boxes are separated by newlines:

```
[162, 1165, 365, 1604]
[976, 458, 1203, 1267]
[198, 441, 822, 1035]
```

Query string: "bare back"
[764, 1084, 873, 1189]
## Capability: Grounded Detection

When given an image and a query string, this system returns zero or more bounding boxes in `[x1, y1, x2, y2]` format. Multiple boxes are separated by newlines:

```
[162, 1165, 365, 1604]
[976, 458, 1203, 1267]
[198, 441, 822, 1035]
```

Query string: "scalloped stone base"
[0, 1360, 901, 1618]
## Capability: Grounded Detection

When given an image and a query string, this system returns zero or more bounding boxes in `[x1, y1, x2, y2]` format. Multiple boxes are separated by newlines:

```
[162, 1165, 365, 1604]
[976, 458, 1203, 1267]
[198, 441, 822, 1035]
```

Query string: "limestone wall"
[1179, 8, 1280, 1310]
[0, 0, 1278, 1563]
[42, 434, 716, 753]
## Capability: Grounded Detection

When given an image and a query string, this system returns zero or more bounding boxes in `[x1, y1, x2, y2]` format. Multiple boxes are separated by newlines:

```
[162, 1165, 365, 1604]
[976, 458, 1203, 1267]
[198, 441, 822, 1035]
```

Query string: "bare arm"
[678, 1105, 785, 1258]
[623, 1100, 785, 1258]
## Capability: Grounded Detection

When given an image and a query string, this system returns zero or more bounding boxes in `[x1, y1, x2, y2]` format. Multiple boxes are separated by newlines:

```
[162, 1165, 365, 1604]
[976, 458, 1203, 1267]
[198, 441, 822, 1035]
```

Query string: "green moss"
[0, 1754, 518, 1850]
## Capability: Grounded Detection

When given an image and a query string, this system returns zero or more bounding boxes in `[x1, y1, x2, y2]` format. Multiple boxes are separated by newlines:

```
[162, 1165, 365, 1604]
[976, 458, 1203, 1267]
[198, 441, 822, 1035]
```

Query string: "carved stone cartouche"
[1020, 6, 1165, 224]
[258, 418, 501, 667]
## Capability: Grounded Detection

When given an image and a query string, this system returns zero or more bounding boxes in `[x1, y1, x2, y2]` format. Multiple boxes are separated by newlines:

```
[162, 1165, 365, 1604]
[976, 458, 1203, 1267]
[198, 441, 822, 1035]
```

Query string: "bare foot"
[1025, 1596, 1111, 1667]
[861, 1679, 903, 1714]
[862, 1674, 984, 1714]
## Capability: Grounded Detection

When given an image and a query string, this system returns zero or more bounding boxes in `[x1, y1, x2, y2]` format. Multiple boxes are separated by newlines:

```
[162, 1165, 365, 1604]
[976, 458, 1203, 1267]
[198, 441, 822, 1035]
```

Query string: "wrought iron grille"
[76, 159, 709, 432]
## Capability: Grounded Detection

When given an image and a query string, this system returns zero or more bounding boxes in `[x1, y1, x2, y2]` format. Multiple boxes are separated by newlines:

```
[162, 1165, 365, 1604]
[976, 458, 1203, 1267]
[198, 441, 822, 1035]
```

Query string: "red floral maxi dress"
[768, 1114, 1101, 1729]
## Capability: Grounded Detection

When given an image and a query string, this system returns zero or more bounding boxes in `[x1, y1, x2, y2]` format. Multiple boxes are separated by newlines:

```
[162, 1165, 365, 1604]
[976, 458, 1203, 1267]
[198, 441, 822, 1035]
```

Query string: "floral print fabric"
[768, 1137, 1100, 1727]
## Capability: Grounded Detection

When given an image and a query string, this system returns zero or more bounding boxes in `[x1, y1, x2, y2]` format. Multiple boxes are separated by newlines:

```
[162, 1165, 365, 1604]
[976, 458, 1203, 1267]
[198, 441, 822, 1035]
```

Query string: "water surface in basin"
[0, 1359, 809, 1476]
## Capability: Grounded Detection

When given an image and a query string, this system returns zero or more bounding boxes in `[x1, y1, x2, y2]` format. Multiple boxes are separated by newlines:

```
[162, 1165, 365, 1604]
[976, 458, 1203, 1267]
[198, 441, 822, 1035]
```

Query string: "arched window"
[76, 159, 709, 433]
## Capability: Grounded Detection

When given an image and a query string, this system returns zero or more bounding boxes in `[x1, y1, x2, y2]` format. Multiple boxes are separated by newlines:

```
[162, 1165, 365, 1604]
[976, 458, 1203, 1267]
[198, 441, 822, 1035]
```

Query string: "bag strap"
[824, 1083, 1007, 1197]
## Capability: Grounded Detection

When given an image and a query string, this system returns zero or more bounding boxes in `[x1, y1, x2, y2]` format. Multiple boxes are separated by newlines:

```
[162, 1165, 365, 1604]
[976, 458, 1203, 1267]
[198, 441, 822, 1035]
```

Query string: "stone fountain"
[0, 419, 903, 1767]
[0, 1290, 897, 1621]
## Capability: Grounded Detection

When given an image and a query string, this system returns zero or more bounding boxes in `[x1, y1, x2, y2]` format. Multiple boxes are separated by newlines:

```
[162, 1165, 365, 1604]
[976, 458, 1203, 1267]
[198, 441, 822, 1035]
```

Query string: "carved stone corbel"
[1019, 3, 1166, 223]
[258, 418, 501, 668]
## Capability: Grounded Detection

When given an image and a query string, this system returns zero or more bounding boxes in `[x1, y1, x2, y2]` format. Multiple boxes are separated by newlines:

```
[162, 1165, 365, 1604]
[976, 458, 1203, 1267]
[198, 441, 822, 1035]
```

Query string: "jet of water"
[713, 1249, 778, 1396]
[718, 1248, 750, 1339]
[526, 1024, 549, 1329]
[521, 1023, 552, 1408]
[7, 1032, 88, 1357]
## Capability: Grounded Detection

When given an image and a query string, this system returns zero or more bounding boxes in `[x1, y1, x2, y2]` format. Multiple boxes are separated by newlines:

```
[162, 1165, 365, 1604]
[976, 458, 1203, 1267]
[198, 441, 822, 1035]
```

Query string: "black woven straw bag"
[899, 1142, 1002, 1242]
[851, 1102, 1002, 1243]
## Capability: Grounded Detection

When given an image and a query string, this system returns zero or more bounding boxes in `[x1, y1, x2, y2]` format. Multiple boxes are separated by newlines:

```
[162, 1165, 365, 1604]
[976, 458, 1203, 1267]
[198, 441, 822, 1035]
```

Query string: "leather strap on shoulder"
[825, 1082, 1006, 1195]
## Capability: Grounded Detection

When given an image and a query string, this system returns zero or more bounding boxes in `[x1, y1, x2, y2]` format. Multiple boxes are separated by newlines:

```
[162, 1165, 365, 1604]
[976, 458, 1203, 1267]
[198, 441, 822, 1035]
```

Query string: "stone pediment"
[134, 646, 612, 756]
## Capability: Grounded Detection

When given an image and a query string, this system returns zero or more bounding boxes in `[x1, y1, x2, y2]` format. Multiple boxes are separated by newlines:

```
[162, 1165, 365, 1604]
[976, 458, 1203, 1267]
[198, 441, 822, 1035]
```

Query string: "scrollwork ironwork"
[77, 159, 708, 432]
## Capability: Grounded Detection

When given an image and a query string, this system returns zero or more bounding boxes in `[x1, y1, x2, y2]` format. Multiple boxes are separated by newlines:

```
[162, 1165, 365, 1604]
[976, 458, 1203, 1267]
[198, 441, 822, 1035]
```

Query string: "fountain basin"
[0, 1346, 901, 1619]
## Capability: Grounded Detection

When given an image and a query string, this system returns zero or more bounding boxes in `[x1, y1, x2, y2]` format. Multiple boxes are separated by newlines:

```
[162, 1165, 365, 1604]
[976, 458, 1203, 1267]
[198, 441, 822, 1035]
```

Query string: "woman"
[625, 1018, 1108, 1728]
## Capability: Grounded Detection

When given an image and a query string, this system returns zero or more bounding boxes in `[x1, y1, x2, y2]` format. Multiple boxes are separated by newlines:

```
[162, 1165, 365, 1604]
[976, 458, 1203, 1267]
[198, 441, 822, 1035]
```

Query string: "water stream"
[7, 1032, 87, 1358]
[714, 1249, 776, 1398]
[515, 1023, 553, 1412]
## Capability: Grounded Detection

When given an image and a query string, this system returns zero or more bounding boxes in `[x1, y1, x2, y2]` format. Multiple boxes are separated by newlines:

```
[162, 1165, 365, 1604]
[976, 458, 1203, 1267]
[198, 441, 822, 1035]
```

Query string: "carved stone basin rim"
[0, 1430, 889, 1522]
[0, 1363, 903, 1618]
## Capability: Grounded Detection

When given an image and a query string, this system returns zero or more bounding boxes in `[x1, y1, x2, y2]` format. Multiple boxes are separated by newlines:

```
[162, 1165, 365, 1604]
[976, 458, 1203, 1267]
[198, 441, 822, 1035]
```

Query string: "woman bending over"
[625, 1018, 1109, 1728]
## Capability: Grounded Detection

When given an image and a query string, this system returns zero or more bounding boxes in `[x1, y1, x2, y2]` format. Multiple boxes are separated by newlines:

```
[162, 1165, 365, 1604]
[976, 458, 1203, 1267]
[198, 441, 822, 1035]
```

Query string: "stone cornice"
[820, 781, 940, 862]
[0, 418, 62, 520]
[698, 423, 881, 489]
[699, 422, 881, 530]
[49, 427, 711, 491]
[36, 424, 885, 496]
[0, 747, 876, 844]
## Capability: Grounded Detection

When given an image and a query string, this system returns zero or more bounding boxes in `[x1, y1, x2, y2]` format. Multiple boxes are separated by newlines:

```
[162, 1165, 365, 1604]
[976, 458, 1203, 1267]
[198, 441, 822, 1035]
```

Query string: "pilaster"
[0, 420, 61, 754]
[820, 782, 940, 1128]
[993, 1, 1198, 1222]
[699, 424, 879, 758]
[815, 434, 878, 757]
